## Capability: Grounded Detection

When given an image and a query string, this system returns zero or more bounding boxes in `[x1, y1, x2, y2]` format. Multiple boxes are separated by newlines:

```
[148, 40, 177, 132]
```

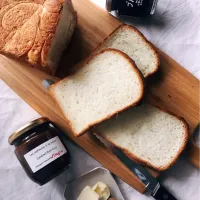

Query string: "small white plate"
[64, 167, 125, 200]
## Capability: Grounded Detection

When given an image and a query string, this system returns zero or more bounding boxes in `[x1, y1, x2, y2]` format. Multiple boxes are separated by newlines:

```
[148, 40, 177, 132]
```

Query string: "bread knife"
[94, 134, 177, 200]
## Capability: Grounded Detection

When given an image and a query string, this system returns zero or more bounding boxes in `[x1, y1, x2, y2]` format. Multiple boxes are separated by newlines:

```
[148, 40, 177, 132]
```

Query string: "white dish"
[64, 167, 125, 200]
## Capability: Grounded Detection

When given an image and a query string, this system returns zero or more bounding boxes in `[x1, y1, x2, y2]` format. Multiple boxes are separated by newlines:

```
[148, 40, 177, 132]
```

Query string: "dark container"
[9, 117, 70, 185]
[106, 0, 158, 17]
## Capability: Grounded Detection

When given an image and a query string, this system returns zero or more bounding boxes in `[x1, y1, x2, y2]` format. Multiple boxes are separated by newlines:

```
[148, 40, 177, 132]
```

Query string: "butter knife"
[95, 134, 177, 200]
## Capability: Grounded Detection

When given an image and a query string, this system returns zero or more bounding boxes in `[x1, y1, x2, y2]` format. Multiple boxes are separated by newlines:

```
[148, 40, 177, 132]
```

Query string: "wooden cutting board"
[0, 0, 199, 194]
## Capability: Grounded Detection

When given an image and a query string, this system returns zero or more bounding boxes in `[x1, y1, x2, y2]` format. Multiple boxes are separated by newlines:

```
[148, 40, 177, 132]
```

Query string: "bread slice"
[94, 104, 189, 171]
[96, 24, 159, 78]
[50, 49, 144, 137]
[0, 0, 77, 74]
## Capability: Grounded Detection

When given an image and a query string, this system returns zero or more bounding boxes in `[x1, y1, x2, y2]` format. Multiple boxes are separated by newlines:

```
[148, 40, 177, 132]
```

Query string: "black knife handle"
[153, 185, 177, 200]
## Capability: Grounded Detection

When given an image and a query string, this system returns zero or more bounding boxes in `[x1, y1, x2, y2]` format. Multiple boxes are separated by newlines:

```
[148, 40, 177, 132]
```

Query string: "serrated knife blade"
[94, 134, 177, 200]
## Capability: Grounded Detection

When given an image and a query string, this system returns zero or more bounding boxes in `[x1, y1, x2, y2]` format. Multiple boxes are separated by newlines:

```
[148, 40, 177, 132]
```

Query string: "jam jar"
[106, 0, 158, 17]
[8, 117, 70, 185]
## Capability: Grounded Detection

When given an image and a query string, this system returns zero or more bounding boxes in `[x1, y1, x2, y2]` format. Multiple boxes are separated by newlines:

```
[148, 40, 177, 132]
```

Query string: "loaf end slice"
[50, 49, 144, 137]
[97, 24, 160, 78]
[94, 104, 189, 171]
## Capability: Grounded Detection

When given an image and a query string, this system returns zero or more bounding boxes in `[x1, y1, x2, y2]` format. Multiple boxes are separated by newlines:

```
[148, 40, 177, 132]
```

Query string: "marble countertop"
[0, 0, 199, 199]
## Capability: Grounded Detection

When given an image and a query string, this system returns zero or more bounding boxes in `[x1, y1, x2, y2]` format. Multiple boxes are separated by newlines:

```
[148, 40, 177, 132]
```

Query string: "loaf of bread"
[97, 25, 160, 78]
[94, 104, 189, 171]
[0, 0, 77, 74]
[50, 49, 144, 137]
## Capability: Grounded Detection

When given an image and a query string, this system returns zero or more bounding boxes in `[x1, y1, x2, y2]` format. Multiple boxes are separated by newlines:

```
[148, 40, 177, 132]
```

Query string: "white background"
[0, 0, 199, 199]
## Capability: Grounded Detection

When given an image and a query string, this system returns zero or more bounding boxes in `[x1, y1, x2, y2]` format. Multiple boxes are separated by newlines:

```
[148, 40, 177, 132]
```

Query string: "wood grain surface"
[0, 0, 199, 194]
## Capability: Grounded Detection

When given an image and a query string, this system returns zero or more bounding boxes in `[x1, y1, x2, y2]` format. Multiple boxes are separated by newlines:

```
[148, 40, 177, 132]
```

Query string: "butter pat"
[92, 182, 110, 200]
[77, 186, 101, 200]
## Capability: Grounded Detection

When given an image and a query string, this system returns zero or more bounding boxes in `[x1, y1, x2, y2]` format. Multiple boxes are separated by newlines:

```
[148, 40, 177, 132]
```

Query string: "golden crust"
[94, 105, 189, 171]
[0, 0, 77, 74]
[50, 48, 145, 137]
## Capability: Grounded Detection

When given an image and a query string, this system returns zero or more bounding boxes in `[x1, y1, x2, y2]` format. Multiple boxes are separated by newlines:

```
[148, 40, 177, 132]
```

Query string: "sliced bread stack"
[50, 24, 188, 170]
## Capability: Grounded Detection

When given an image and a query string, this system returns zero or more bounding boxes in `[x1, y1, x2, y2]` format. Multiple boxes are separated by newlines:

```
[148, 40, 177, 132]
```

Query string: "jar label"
[24, 136, 67, 173]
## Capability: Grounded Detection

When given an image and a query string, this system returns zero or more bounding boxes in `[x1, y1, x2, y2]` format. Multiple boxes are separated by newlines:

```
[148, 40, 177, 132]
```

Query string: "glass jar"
[8, 117, 70, 185]
[106, 0, 158, 17]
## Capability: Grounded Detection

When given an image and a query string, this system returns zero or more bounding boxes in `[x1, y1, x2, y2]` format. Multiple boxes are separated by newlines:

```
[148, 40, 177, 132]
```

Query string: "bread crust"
[0, 0, 77, 74]
[93, 105, 189, 171]
[50, 48, 145, 137]
[94, 24, 160, 78]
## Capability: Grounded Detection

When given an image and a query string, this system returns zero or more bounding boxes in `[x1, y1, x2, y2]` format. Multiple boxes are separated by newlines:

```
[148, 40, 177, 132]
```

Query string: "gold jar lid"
[8, 117, 49, 145]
